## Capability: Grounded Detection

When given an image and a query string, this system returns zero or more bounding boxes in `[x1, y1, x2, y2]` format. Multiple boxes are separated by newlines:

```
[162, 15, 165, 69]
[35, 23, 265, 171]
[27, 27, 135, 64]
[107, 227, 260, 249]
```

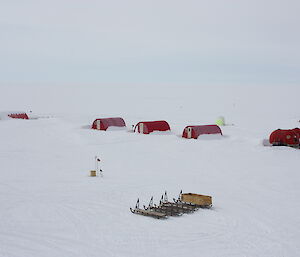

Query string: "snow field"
[0, 84, 300, 257]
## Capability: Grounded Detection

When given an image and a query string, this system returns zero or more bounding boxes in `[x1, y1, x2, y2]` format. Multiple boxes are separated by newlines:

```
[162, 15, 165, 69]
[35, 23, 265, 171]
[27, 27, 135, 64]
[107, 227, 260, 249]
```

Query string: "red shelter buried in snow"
[269, 128, 300, 147]
[91, 117, 126, 131]
[292, 128, 300, 138]
[134, 120, 171, 134]
[8, 112, 29, 119]
[182, 125, 222, 139]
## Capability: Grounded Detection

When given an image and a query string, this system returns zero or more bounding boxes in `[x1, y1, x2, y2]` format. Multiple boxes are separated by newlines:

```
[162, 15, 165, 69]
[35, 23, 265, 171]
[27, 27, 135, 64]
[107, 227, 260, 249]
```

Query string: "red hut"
[182, 125, 222, 139]
[292, 128, 300, 138]
[8, 112, 29, 119]
[269, 129, 299, 147]
[91, 117, 126, 131]
[134, 120, 170, 134]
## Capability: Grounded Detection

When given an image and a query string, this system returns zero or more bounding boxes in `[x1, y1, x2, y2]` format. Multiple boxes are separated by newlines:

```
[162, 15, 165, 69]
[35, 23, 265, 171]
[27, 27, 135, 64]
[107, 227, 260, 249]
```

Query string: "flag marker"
[94, 156, 103, 177]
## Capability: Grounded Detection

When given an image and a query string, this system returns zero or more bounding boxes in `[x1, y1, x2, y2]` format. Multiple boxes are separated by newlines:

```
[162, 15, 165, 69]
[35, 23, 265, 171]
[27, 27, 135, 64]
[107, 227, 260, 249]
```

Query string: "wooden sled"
[130, 199, 167, 219]
[130, 191, 212, 219]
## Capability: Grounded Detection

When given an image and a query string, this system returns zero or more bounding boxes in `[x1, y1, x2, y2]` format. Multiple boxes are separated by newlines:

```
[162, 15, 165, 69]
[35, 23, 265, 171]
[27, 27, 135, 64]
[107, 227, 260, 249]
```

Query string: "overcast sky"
[1, 0, 299, 85]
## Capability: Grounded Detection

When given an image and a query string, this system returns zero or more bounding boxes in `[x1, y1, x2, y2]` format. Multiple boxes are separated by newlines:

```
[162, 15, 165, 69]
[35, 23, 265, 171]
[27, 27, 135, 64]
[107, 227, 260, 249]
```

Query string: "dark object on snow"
[269, 128, 300, 147]
[130, 199, 167, 219]
[180, 192, 212, 208]
[130, 191, 212, 219]
[182, 125, 222, 139]
[91, 117, 126, 131]
[134, 120, 171, 134]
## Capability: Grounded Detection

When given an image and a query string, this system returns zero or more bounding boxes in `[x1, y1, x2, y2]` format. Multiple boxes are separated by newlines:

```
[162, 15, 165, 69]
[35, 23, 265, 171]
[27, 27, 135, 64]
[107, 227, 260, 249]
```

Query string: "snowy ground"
[0, 84, 300, 257]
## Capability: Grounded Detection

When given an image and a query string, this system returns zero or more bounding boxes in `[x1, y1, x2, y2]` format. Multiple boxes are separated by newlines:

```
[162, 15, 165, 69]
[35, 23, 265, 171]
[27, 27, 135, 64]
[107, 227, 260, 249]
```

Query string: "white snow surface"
[106, 126, 128, 131]
[0, 84, 300, 257]
[197, 134, 224, 140]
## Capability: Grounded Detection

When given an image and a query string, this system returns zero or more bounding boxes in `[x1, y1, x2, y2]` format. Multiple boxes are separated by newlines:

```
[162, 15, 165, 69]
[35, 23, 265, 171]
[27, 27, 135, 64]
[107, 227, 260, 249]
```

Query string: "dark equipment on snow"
[130, 191, 212, 219]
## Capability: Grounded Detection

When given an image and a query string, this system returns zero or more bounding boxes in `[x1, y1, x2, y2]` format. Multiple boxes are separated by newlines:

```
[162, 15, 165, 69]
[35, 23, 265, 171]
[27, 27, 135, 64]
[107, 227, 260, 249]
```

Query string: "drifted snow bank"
[197, 134, 224, 140]
[106, 126, 128, 131]
[144, 130, 173, 135]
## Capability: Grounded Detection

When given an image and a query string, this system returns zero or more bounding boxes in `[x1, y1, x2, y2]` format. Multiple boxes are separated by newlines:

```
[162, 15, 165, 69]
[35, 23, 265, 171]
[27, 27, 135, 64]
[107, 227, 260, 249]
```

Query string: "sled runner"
[130, 199, 167, 219]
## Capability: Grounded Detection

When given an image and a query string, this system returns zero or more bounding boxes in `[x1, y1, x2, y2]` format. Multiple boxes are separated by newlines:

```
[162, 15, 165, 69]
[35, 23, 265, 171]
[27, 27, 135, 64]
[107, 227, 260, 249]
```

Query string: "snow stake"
[95, 156, 103, 177]
[89, 156, 103, 177]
